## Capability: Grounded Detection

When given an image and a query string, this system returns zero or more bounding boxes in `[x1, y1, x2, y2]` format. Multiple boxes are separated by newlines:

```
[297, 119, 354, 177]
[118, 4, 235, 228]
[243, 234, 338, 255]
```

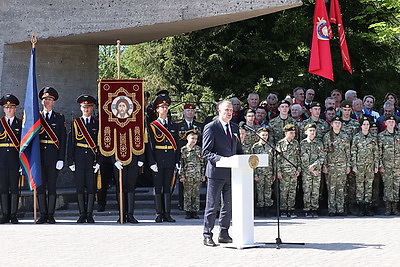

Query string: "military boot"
[358, 202, 365, 217]
[86, 194, 95, 223]
[10, 194, 19, 224]
[163, 193, 176, 222]
[393, 202, 400, 216]
[192, 211, 200, 219]
[126, 192, 138, 224]
[47, 195, 57, 224]
[36, 194, 48, 224]
[365, 203, 374, 216]
[384, 201, 392, 216]
[154, 194, 163, 223]
[0, 194, 9, 224]
[77, 194, 86, 223]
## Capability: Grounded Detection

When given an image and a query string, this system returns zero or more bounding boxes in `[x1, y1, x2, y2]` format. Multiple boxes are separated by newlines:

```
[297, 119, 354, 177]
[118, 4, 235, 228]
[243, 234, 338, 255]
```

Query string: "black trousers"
[75, 167, 96, 194]
[37, 165, 59, 195]
[153, 167, 174, 194]
[0, 168, 19, 194]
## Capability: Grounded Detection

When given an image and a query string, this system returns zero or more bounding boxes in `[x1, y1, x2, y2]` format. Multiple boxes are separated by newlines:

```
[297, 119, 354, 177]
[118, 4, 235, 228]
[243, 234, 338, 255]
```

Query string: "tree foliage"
[99, 0, 400, 107]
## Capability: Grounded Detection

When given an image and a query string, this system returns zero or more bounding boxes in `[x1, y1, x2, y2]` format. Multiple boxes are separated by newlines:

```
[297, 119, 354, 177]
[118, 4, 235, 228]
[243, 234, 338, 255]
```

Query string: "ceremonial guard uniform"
[175, 103, 203, 210]
[67, 95, 99, 223]
[0, 94, 21, 224]
[37, 87, 67, 224]
[148, 94, 180, 223]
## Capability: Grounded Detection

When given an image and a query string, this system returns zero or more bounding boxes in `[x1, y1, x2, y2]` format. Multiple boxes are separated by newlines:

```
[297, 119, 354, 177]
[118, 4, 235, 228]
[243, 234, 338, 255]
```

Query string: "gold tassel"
[97, 170, 102, 189]
[19, 175, 25, 187]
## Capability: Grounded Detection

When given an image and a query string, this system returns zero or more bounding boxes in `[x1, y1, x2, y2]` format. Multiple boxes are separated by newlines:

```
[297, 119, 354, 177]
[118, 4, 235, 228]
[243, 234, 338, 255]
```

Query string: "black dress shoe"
[47, 215, 56, 224]
[218, 235, 233, 243]
[203, 237, 217, 247]
[86, 214, 95, 224]
[163, 214, 176, 222]
[126, 215, 139, 224]
[36, 215, 47, 224]
[77, 215, 86, 223]
[10, 215, 18, 224]
[155, 214, 163, 223]
[192, 212, 200, 219]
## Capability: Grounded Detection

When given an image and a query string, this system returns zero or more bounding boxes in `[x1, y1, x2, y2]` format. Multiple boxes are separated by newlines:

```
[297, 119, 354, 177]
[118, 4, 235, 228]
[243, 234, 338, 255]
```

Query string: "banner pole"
[119, 169, 123, 224]
[117, 40, 121, 79]
[33, 188, 37, 223]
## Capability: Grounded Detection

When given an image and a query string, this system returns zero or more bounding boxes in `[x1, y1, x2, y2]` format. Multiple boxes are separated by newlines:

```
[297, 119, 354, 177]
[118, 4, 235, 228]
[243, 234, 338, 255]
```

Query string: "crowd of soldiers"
[1, 86, 399, 225]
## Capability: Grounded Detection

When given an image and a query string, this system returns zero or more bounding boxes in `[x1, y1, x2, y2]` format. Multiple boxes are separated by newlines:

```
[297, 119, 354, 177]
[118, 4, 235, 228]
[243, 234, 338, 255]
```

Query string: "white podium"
[216, 154, 268, 249]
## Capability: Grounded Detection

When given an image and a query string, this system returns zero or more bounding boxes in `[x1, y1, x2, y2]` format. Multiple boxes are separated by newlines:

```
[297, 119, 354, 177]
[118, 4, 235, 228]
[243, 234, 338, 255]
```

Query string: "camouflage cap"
[185, 128, 199, 138]
[257, 126, 270, 133]
[385, 115, 396, 122]
[278, 99, 291, 107]
[331, 116, 343, 123]
[359, 116, 371, 125]
[283, 124, 296, 132]
[370, 122, 378, 128]
[341, 100, 352, 108]
[304, 123, 317, 131]
[310, 102, 321, 108]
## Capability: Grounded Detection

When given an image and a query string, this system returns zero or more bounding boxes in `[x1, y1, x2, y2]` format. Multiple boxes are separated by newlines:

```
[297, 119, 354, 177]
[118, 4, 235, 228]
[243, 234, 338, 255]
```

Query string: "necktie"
[7, 119, 11, 126]
[46, 112, 49, 121]
[189, 122, 192, 129]
[86, 118, 89, 125]
[226, 124, 232, 145]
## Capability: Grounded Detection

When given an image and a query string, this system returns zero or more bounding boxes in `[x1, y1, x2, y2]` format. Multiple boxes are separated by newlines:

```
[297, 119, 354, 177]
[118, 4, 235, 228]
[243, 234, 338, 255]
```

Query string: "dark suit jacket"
[202, 119, 243, 179]
[0, 117, 22, 169]
[39, 110, 67, 166]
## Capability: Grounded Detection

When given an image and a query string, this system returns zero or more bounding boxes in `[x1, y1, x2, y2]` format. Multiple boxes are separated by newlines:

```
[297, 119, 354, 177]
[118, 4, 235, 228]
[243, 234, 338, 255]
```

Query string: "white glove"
[175, 163, 181, 172]
[138, 161, 144, 167]
[114, 161, 123, 170]
[69, 165, 76, 172]
[56, 160, 64, 170]
[150, 164, 158, 172]
[19, 167, 23, 175]
[93, 163, 100, 173]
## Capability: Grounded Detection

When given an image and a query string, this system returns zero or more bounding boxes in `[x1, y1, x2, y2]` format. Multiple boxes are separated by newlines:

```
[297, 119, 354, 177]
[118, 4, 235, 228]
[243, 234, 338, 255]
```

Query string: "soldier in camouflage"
[351, 117, 379, 216]
[378, 115, 400, 216]
[240, 109, 260, 154]
[269, 100, 297, 145]
[300, 123, 326, 218]
[276, 124, 300, 218]
[179, 130, 206, 219]
[322, 116, 351, 216]
[251, 127, 274, 217]
[299, 102, 329, 142]
[340, 100, 360, 215]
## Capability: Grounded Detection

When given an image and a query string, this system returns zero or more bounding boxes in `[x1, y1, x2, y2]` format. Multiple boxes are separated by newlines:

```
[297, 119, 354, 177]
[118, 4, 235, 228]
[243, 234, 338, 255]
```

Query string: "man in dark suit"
[37, 87, 67, 224]
[202, 100, 243, 247]
[0, 94, 22, 224]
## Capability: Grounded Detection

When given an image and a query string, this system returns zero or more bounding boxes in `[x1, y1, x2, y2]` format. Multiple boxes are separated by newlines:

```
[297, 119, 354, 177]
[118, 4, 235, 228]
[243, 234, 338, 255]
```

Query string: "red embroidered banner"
[98, 79, 145, 164]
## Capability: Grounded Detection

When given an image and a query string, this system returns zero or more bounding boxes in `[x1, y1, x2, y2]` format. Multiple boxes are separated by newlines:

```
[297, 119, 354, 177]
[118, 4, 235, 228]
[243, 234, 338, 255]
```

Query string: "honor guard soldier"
[37, 87, 67, 224]
[0, 94, 22, 224]
[175, 103, 203, 210]
[67, 95, 100, 223]
[148, 93, 180, 223]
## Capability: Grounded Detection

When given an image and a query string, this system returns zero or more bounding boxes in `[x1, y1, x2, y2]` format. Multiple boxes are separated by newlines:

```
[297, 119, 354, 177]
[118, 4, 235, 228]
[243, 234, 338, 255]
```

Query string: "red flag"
[330, 0, 352, 74]
[308, 0, 334, 81]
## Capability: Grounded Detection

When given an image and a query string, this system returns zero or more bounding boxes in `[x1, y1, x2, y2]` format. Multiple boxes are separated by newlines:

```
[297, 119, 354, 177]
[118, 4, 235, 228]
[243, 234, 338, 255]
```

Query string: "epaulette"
[174, 120, 183, 123]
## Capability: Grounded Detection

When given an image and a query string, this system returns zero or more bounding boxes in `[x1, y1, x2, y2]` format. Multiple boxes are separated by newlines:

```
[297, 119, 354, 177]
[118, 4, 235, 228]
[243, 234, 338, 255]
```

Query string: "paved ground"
[1, 213, 399, 266]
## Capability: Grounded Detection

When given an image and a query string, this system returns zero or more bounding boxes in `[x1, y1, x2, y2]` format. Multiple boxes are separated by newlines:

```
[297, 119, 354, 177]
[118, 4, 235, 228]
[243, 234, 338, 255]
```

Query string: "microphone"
[240, 122, 257, 133]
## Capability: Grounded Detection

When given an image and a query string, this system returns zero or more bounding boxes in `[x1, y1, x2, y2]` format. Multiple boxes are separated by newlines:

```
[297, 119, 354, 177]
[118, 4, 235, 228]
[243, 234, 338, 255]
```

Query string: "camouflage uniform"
[299, 118, 329, 142]
[269, 116, 297, 145]
[241, 124, 260, 154]
[341, 118, 360, 213]
[351, 132, 379, 205]
[251, 142, 274, 208]
[179, 144, 204, 212]
[277, 138, 300, 213]
[300, 138, 326, 212]
[378, 129, 400, 214]
[323, 130, 351, 214]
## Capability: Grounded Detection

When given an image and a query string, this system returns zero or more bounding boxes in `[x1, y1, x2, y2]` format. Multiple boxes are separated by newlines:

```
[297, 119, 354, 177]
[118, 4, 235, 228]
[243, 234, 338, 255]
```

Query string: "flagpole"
[116, 40, 124, 223]
[117, 40, 121, 79]
[31, 32, 38, 224]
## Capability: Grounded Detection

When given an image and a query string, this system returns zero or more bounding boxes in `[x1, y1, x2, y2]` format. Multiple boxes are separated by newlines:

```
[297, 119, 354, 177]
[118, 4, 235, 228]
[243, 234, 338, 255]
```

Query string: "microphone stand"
[243, 124, 305, 249]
